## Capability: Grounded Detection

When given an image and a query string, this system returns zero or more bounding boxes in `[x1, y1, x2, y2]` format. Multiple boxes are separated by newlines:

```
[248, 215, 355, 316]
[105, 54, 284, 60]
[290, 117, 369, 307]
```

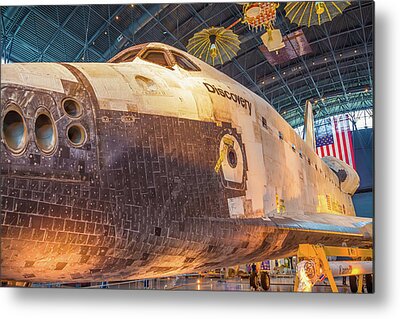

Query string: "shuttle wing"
[264, 212, 372, 239]
[188, 213, 372, 264]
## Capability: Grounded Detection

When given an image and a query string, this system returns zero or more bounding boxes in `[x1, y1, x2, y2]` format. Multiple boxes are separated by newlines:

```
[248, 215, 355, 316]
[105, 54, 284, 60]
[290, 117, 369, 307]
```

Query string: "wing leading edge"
[264, 212, 372, 238]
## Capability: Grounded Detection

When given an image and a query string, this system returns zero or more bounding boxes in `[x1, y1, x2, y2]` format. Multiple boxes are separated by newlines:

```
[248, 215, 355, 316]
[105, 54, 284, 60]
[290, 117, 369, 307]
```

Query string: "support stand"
[294, 244, 372, 293]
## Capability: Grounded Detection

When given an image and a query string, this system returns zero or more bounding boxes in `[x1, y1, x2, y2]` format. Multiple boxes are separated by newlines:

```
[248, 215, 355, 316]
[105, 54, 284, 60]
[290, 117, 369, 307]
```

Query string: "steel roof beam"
[288, 103, 373, 128]
[2, 9, 32, 60]
[238, 40, 373, 87]
[226, 4, 301, 109]
[74, 4, 126, 61]
[265, 73, 371, 106]
[138, 4, 186, 51]
[262, 53, 372, 96]
[275, 75, 372, 102]
[6, 38, 47, 62]
[358, 0, 373, 87]
[133, 3, 234, 49]
[101, 4, 171, 60]
[29, 6, 104, 60]
[286, 98, 373, 128]
[129, 4, 182, 45]
[275, 10, 325, 103]
[2, 7, 23, 38]
[229, 4, 314, 112]
[277, 74, 371, 102]
[230, 23, 372, 81]
[321, 24, 349, 105]
[38, 6, 80, 61]
[276, 77, 371, 111]
[169, 4, 241, 49]
[185, 3, 274, 105]
[3, 45, 41, 63]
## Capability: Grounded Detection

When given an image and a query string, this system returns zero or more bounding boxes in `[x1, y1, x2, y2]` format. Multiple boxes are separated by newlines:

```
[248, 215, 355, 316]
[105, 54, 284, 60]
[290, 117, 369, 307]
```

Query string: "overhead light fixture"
[272, 76, 276, 80]
[116, 16, 119, 20]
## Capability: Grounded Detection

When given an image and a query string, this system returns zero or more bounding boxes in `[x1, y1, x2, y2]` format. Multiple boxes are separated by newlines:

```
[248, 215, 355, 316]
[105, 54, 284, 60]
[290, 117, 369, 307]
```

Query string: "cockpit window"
[112, 49, 141, 63]
[171, 52, 200, 71]
[141, 50, 169, 67]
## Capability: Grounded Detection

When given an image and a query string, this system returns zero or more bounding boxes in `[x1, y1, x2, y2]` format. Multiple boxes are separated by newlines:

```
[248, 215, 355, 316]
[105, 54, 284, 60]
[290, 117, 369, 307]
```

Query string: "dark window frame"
[140, 49, 172, 68]
[108, 44, 147, 63]
[170, 51, 201, 72]
[111, 48, 142, 63]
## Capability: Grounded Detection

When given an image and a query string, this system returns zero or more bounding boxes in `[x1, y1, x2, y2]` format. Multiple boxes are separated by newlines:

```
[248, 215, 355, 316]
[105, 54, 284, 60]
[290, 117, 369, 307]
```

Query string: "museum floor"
[81, 276, 356, 293]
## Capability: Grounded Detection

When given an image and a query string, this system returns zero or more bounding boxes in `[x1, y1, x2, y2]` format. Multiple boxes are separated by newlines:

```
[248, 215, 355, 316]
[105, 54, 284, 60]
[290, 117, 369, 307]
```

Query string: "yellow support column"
[295, 243, 372, 293]
[314, 245, 338, 293]
[357, 275, 364, 293]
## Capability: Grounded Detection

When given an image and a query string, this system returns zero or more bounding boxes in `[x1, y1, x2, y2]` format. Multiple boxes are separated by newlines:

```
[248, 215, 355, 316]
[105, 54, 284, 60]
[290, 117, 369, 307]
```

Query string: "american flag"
[315, 115, 356, 169]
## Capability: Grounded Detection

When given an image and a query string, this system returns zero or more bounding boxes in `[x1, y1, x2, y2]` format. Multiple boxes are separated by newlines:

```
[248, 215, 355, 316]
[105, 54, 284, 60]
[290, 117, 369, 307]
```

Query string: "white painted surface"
[219, 134, 244, 184]
[1, 63, 78, 93]
[1, 42, 360, 218]
[328, 261, 373, 276]
[227, 196, 245, 218]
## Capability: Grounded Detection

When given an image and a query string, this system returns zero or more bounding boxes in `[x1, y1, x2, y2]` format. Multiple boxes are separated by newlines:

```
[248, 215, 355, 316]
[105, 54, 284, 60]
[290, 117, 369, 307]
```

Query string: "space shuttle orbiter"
[0, 42, 372, 283]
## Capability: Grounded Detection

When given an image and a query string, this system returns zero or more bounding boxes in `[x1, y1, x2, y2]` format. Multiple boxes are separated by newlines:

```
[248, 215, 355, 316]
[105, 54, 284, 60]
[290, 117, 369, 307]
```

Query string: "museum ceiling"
[1, 1, 373, 127]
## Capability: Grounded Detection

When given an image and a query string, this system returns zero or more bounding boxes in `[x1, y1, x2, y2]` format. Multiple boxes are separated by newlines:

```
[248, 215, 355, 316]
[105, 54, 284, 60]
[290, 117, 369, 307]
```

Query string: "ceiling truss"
[1, 1, 374, 128]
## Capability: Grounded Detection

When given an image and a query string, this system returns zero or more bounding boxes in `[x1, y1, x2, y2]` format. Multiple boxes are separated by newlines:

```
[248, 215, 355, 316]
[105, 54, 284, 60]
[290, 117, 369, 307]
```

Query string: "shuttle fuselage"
[0, 43, 372, 282]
